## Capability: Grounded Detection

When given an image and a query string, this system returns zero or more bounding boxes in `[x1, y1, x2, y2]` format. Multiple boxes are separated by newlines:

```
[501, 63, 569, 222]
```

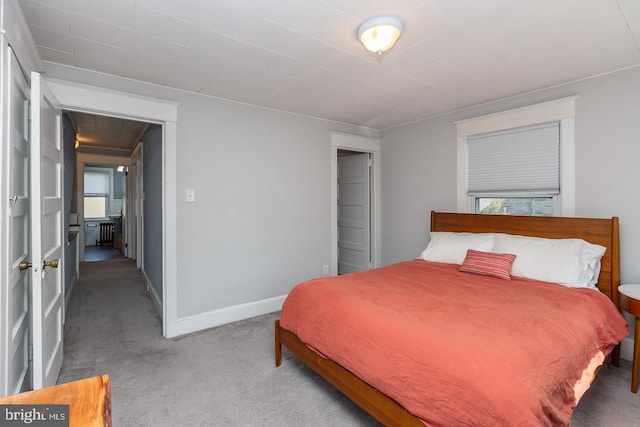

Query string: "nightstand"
[619, 284, 640, 393]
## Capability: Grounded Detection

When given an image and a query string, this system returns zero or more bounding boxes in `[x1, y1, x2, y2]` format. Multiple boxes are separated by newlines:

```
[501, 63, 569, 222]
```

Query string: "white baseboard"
[142, 269, 163, 320]
[620, 337, 634, 362]
[168, 294, 287, 338]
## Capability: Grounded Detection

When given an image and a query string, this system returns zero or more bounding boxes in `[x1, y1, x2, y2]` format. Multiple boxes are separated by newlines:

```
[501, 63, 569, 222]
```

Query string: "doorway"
[81, 163, 127, 263]
[331, 132, 381, 276]
[48, 79, 179, 338]
[337, 150, 371, 275]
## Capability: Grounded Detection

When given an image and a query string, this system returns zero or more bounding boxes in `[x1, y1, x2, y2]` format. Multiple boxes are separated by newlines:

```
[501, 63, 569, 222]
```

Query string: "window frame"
[455, 97, 576, 216]
[83, 167, 113, 219]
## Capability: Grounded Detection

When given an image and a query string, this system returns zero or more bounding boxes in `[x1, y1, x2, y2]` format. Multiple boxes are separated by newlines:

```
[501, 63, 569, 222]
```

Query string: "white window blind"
[467, 121, 560, 194]
[84, 171, 110, 194]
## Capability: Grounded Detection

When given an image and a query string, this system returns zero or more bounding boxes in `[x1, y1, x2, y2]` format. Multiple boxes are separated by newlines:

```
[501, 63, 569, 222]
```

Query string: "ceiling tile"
[231, 45, 286, 71]
[29, 25, 75, 54]
[392, 6, 452, 47]
[38, 46, 77, 67]
[286, 38, 344, 66]
[20, 1, 72, 33]
[461, 1, 536, 44]
[132, 5, 199, 44]
[321, 53, 381, 79]
[175, 26, 245, 60]
[174, 48, 226, 74]
[69, 17, 183, 63]
[422, 0, 504, 22]
[413, 29, 507, 73]
[337, 0, 425, 19]
[256, 0, 342, 37]
[75, 56, 127, 78]
[50, 0, 136, 27]
[265, 56, 318, 80]
[622, 3, 640, 42]
[197, 2, 269, 42]
[243, 20, 309, 55]
[136, 0, 213, 26]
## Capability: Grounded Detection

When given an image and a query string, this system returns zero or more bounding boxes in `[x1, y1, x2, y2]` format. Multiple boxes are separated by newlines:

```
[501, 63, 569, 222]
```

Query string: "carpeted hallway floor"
[59, 259, 640, 426]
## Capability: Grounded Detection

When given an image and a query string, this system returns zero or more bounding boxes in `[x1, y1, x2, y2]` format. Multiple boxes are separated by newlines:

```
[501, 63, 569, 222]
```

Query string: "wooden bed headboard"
[430, 211, 621, 309]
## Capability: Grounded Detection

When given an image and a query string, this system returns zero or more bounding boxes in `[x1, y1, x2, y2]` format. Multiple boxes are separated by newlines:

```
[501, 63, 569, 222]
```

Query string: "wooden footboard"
[275, 320, 423, 427]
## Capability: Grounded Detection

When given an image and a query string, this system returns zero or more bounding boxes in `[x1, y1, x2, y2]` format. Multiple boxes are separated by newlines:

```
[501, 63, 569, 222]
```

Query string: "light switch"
[186, 188, 195, 202]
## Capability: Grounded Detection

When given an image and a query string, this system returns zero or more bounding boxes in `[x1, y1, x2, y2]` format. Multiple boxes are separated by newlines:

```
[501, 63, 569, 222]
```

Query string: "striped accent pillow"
[459, 249, 516, 280]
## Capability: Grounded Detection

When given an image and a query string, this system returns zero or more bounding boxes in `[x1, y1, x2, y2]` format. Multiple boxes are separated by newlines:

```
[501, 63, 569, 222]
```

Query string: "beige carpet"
[58, 259, 639, 426]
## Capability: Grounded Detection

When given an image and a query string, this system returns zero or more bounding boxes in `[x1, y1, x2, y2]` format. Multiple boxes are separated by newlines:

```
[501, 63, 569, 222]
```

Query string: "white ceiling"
[20, 0, 640, 131]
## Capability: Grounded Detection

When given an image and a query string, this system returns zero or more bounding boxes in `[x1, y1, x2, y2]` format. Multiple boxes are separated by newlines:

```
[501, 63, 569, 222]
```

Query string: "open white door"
[337, 152, 371, 274]
[1, 48, 32, 395]
[30, 72, 64, 389]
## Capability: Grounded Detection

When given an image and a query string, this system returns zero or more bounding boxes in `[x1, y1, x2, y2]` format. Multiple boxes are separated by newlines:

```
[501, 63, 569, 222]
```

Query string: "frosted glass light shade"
[356, 16, 404, 55]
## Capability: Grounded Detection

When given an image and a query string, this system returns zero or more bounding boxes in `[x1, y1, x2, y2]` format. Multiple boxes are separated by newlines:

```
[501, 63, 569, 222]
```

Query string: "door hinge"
[28, 345, 33, 361]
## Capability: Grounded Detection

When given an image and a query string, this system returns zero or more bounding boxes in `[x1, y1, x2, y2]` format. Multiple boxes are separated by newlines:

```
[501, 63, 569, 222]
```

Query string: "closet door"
[337, 152, 371, 275]
[2, 47, 32, 395]
[30, 71, 64, 389]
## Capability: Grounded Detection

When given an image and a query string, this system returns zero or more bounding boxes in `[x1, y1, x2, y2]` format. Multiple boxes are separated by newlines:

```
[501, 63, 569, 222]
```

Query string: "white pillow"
[493, 233, 606, 288]
[420, 232, 495, 265]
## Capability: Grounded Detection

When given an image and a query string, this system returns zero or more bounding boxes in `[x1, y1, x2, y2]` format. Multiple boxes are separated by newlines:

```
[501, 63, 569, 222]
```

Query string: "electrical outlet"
[322, 264, 329, 275]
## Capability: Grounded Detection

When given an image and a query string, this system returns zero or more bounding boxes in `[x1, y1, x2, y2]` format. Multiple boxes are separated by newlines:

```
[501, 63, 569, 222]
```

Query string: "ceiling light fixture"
[356, 16, 404, 56]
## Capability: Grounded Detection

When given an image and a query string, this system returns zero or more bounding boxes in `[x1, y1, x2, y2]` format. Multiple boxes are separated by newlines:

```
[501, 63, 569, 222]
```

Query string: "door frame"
[331, 132, 380, 276]
[75, 153, 133, 261]
[47, 79, 180, 338]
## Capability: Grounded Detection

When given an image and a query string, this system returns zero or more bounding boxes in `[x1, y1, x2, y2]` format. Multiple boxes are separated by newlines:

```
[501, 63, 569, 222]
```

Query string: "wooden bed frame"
[275, 211, 621, 426]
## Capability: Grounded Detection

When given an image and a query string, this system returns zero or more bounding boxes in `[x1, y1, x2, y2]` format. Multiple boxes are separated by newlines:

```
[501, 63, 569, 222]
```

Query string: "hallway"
[83, 245, 126, 262]
[58, 258, 162, 384]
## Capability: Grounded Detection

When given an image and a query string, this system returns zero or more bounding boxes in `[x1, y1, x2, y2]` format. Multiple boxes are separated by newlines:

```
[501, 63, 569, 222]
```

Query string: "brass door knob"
[19, 259, 58, 270]
[43, 259, 59, 269]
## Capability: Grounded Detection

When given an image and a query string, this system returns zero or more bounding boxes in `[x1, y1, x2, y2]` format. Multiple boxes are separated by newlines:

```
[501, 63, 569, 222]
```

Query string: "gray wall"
[380, 66, 640, 288]
[142, 124, 163, 299]
[43, 62, 378, 320]
[62, 114, 77, 295]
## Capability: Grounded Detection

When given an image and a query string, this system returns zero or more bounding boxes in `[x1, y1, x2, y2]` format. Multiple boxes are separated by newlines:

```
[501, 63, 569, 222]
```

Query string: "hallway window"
[84, 196, 107, 218]
[84, 169, 111, 218]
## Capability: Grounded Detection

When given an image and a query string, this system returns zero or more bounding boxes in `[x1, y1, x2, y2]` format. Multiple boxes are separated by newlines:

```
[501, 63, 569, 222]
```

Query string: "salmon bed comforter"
[280, 260, 628, 427]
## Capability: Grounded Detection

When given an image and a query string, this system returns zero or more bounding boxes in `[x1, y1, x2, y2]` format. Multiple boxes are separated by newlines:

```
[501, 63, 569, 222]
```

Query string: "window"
[84, 196, 107, 218]
[467, 121, 560, 216]
[475, 197, 554, 216]
[455, 97, 576, 217]
[84, 169, 111, 219]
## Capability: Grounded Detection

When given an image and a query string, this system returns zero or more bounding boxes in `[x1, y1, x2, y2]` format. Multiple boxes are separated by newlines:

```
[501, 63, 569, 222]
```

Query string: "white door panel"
[2, 48, 32, 395]
[337, 153, 371, 275]
[30, 72, 64, 389]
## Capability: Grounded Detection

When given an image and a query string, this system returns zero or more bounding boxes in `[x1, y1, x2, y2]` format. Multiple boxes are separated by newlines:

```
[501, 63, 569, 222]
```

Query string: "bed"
[275, 212, 629, 426]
